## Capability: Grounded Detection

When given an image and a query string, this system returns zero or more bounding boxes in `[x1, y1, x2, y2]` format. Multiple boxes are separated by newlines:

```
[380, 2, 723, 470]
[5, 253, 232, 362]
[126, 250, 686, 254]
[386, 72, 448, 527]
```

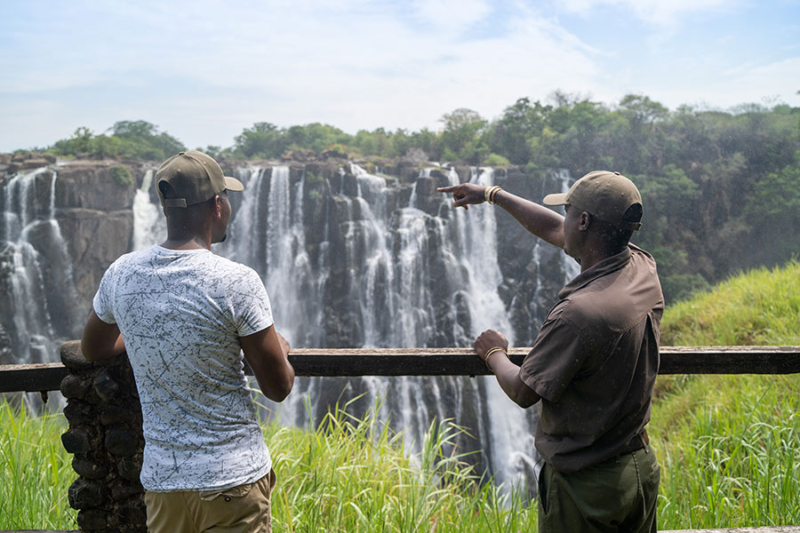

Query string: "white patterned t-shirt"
[93, 245, 273, 492]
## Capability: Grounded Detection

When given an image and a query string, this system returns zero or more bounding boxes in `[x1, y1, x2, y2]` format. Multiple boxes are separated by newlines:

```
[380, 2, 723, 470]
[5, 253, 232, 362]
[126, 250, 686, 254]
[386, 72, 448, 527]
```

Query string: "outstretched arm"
[437, 183, 565, 249]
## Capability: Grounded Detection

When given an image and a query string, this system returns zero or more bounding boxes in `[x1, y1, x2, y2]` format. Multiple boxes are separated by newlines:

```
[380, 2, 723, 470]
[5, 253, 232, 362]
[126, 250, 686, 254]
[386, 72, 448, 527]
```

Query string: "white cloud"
[412, 0, 492, 28]
[3, 0, 797, 152]
[557, 0, 737, 26]
[0, 1, 612, 150]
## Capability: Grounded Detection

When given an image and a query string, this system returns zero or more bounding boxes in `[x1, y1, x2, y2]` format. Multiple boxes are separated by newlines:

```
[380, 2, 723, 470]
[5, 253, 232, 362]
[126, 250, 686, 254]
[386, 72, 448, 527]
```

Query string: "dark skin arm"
[81, 310, 126, 362]
[437, 183, 566, 249]
[437, 183, 551, 408]
[82, 309, 294, 402]
[474, 329, 541, 408]
[239, 326, 295, 403]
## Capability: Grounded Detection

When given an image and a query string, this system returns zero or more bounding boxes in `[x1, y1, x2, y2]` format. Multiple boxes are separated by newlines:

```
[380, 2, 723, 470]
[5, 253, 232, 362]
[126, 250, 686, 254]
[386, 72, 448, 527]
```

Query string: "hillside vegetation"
[651, 260, 800, 528]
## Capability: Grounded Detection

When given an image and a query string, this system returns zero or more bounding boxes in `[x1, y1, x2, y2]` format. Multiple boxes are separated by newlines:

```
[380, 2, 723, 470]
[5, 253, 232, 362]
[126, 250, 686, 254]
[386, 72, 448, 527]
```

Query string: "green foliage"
[660, 260, 800, 346]
[48, 121, 185, 161]
[2, 397, 536, 531]
[483, 153, 510, 167]
[233, 122, 351, 159]
[260, 399, 537, 531]
[0, 402, 76, 529]
[439, 109, 489, 165]
[650, 262, 800, 528]
[109, 165, 134, 187]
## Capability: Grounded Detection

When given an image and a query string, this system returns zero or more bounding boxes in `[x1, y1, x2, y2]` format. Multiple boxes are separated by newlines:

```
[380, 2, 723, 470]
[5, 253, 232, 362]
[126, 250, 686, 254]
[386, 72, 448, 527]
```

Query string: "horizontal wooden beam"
[0, 363, 68, 394]
[1, 345, 799, 393]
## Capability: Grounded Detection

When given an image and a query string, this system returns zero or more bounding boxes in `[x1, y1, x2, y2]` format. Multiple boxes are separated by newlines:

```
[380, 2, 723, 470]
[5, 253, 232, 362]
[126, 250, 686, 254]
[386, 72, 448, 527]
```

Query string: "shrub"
[484, 153, 511, 167]
[109, 165, 134, 187]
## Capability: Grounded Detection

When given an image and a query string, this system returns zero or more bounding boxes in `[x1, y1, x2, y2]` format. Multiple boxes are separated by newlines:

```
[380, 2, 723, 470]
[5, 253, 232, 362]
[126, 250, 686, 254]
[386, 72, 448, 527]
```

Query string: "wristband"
[484, 347, 506, 373]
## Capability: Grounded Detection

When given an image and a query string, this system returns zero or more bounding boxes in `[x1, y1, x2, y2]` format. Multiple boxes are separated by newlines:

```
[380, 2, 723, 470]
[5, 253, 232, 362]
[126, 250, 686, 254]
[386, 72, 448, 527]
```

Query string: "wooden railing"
[2, 343, 800, 533]
[2, 343, 799, 394]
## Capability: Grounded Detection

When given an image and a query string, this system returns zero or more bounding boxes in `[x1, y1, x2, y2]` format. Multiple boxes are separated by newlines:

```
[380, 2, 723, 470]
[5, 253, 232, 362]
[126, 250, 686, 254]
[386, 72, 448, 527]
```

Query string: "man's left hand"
[473, 329, 509, 360]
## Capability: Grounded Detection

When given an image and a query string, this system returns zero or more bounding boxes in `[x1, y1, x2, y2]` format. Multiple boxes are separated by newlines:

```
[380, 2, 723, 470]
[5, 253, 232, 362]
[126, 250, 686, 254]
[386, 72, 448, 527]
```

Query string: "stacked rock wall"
[59, 340, 146, 532]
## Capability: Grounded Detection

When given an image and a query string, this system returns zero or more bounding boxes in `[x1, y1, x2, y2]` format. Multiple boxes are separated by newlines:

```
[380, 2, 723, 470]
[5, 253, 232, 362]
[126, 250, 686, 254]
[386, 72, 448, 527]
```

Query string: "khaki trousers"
[538, 446, 660, 533]
[145, 469, 277, 533]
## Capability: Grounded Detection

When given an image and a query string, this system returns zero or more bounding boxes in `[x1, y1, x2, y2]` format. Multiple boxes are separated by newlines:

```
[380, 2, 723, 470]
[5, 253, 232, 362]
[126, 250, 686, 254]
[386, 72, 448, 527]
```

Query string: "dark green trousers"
[538, 445, 660, 533]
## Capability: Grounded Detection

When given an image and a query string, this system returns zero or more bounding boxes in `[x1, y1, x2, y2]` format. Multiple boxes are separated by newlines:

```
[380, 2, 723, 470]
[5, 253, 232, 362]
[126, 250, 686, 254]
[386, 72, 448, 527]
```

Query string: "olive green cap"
[543, 170, 643, 231]
[155, 150, 244, 208]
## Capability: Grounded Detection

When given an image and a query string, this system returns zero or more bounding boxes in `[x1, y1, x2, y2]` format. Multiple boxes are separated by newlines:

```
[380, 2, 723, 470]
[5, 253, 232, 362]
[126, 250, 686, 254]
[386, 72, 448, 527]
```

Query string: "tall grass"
[1, 396, 535, 531]
[262, 399, 536, 532]
[652, 260, 800, 529]
[0, 399, 77, 530]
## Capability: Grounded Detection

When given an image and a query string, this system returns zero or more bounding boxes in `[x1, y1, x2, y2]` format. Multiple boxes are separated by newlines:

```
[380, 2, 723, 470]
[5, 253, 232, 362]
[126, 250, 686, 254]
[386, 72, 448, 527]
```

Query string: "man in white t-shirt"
[81, 150, 295, 533]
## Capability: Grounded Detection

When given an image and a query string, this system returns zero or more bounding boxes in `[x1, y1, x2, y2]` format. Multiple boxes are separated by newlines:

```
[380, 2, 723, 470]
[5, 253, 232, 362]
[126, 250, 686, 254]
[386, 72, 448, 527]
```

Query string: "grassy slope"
[2, 261, 798, 530]
[650, 260, 800, 529]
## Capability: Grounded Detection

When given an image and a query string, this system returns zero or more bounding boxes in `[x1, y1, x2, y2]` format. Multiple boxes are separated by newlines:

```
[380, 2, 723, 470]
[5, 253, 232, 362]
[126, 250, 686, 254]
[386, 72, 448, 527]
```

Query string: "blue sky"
[1, 0, 799, 153]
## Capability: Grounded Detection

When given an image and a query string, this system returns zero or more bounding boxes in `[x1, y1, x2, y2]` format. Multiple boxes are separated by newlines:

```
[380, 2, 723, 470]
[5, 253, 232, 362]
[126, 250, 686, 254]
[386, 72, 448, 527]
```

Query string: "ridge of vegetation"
[22, 94, 800, 303]
[651, 260, 800, 528]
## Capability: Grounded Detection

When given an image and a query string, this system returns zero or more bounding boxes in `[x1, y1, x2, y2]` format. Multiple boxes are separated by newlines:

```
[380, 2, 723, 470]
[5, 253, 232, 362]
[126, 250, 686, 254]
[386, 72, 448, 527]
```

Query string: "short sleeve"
[519, 307, 591, 403]
[230, 268, 274, 337]
[92, 262, 117, 324]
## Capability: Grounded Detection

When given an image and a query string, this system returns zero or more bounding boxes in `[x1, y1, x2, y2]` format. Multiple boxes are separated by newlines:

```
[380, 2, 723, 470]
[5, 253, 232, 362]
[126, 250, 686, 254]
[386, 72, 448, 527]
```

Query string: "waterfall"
[125, 161, 576, 492]
[0, 166, 83, 409]
[132, 170, 165, 250]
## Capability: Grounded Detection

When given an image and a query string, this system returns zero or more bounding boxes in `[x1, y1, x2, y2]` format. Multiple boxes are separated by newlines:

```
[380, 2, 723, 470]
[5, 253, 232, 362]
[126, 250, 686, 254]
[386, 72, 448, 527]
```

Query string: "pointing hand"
[437, 183, 487, 210]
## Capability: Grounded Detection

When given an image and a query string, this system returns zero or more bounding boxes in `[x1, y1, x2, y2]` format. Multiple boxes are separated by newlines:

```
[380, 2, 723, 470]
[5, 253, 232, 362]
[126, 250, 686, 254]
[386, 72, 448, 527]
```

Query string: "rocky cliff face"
[1, 155, 575, 361]
[0, 157, 146, 365]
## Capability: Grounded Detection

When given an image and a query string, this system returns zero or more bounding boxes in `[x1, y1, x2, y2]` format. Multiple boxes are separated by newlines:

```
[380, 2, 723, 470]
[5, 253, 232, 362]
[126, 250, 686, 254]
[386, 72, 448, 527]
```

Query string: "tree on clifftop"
[49, 121, 185, 161]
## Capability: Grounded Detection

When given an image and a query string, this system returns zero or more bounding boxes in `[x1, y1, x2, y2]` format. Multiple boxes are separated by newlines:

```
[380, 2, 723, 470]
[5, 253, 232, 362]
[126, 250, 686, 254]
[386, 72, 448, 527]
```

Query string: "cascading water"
[132, 170, 165, 251]
[0, 166, 81, 407]
[129, 161, 575, 492]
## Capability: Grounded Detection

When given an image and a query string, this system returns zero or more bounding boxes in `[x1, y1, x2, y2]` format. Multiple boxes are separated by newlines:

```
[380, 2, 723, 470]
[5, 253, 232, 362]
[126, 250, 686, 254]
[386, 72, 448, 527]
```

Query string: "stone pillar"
[59, 340, 146, 532]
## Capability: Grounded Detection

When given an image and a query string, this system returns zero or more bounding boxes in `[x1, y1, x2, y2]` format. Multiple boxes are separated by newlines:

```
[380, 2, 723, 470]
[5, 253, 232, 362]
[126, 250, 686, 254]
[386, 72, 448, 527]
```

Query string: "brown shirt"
[520, 244, 664, 473]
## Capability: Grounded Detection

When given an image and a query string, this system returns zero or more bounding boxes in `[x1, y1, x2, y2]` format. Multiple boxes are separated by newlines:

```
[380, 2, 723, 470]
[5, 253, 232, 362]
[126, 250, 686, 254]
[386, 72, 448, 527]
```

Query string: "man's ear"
[212, 195, 223, 218]
[578, 211, 593, 231]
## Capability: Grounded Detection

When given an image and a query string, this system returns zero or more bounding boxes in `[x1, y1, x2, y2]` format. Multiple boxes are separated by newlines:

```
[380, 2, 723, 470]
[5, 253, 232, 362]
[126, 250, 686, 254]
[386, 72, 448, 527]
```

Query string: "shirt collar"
[558, 246, 632, 300]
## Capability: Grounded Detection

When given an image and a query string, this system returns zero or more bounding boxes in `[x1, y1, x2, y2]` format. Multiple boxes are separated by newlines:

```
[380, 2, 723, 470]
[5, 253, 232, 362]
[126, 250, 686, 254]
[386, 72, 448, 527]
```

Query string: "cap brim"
[543, 192, 568, 206]
[224, 176, 244, 192]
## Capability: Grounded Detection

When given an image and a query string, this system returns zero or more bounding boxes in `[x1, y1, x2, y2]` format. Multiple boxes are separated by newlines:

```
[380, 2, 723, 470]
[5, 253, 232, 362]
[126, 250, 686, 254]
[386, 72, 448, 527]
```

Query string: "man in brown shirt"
[439, 171, 663, 533]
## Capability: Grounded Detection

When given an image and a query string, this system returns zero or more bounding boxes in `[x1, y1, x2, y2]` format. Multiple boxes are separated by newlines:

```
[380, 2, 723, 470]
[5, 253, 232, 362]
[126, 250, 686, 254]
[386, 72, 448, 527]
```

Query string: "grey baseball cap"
[156, 150, 244, 208]
[543, 170, 643, 231]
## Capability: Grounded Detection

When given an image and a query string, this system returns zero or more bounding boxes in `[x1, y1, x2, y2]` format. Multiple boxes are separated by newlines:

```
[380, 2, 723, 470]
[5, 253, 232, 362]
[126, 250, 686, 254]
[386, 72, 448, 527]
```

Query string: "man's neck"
[579, 243, 628, 272]
[160, 235, 211, 251]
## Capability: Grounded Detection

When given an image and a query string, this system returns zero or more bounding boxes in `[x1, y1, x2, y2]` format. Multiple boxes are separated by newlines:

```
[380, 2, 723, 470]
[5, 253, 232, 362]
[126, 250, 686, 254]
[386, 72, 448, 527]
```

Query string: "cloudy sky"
[1, 0, 799, 152]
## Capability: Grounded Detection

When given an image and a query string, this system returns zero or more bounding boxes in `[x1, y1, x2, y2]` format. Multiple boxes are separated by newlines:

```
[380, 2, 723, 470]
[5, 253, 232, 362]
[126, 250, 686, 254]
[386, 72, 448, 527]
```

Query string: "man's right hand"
[437, 183, 487, 210]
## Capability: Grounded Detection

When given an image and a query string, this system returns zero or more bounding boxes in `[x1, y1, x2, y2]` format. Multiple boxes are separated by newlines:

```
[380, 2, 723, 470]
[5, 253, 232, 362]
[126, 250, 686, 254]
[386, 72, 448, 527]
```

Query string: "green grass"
[263, 400, 535, 532]
[0, 399, 77, 530]
[651, 260, 800, 529]
[1, 397, 535, 531]
[660, 260, 800, 346]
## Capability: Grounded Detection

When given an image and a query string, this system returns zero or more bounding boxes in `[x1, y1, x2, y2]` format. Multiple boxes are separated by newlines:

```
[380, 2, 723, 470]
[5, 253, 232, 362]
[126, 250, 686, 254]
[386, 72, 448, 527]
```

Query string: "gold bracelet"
[484, 346, 506, 372]
[484, 186, 492, 203]
[489, 186, 503, 205]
